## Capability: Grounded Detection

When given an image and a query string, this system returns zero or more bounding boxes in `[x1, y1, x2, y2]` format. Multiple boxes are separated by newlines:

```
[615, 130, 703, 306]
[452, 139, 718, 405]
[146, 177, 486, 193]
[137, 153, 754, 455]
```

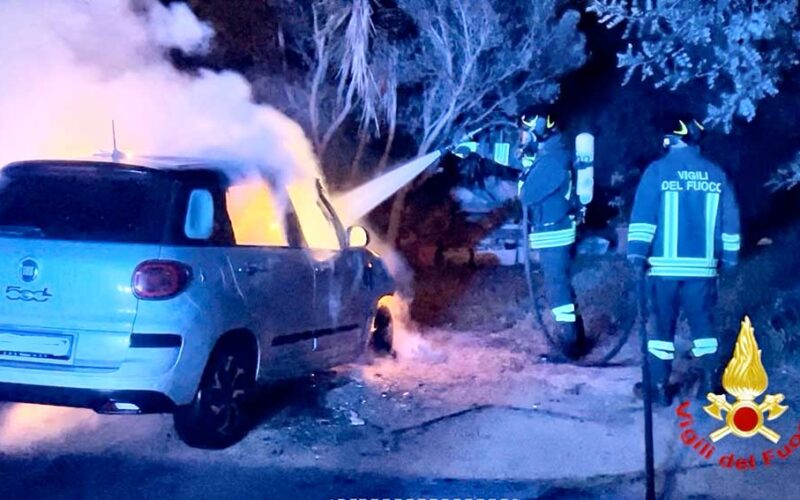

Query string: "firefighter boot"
[542, 323, 577, 364]
[554, 315, 590, 362]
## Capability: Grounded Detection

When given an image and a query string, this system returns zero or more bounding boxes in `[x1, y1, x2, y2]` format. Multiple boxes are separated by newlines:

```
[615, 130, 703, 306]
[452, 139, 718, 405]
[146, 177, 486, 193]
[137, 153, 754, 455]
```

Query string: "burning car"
[0, 155, 395, 448]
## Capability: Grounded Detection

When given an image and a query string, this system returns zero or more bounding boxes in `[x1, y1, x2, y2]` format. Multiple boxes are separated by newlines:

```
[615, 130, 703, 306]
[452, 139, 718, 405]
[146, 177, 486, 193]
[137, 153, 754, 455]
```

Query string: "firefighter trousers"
[646, 277, 720, 386]
[538, 245, 580, 344]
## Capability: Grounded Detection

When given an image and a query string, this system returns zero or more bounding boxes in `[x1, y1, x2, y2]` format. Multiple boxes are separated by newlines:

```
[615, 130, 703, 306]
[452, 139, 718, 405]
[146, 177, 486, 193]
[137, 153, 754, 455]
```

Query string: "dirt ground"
[2, 247, 800, 499]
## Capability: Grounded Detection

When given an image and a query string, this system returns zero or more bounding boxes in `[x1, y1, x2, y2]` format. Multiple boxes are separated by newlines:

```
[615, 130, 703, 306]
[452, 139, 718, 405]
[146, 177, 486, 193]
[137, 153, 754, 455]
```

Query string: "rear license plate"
[0, 332, 74, 361]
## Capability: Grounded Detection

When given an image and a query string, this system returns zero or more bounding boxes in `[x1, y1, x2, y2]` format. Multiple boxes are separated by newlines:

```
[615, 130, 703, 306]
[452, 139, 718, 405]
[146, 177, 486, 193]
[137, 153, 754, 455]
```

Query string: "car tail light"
[132, 260, 192, 300]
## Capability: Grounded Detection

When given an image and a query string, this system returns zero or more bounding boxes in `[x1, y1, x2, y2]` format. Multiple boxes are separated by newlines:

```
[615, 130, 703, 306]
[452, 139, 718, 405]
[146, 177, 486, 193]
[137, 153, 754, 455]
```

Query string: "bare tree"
[385, 0, 587, 243]
[338, 0, 379, 131]
[349, 40, 401, 181]
[375, 46, 399, 172]
[268, 0, 381, 157]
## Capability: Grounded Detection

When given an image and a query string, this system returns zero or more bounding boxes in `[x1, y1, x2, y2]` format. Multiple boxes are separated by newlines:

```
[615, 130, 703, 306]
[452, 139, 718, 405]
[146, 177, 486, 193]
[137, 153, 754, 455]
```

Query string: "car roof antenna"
[111, 120, 124, 162]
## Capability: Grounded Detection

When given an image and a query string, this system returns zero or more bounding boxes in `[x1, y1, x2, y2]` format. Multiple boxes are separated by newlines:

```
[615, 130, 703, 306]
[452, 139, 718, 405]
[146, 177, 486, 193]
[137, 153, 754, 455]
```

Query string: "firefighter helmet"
[664, 117, 705, 147]
[521, 111, 557, 141]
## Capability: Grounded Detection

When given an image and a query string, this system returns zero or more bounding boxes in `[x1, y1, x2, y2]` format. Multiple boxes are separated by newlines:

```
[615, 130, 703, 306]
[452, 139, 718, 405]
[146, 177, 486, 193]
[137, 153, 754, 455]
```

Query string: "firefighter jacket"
[519, 134, 576, 249]
[627, 145, 741, 278]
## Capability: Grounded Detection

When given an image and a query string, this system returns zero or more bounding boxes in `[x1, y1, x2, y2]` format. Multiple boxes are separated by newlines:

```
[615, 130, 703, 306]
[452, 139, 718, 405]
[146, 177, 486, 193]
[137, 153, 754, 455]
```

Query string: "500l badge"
[5, 286, 53, 302]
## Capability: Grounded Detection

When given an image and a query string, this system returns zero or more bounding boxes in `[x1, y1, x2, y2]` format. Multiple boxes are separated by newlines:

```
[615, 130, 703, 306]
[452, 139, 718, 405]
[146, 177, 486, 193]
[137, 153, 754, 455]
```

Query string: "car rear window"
[0, 163, 174, 243]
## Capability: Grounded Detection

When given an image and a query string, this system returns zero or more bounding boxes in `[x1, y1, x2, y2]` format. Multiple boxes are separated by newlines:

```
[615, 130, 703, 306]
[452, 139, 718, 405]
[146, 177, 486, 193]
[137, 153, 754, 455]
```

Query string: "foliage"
[588, 0, 800, 131]
[397, 0, 586, 155]
[253, 0, 587, 180]
[717, 227, 800, 367]
[217, 0, 589, 240]
[377, 0, 587, 242]
[766, 152, 800, 192]
[259, 0, 386, 156]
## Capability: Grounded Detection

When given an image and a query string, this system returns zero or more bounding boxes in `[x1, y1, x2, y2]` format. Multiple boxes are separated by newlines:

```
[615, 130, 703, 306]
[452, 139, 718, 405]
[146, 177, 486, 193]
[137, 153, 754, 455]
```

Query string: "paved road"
[5, 449, 800, 500]
[1, 341, 799, 500]
[0, 452, 616, 500]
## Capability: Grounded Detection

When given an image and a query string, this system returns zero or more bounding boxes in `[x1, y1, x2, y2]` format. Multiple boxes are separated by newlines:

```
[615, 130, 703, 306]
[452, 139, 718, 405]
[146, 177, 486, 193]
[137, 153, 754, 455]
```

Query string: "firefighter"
[628, 117, 741, 405]
[517, 110, 587, 361]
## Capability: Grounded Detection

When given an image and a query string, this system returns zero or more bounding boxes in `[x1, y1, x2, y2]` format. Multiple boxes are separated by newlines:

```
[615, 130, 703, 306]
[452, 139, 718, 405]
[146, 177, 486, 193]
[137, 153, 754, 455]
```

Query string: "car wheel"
[368, 304, 394, 357]
[173, 339, 256, 449]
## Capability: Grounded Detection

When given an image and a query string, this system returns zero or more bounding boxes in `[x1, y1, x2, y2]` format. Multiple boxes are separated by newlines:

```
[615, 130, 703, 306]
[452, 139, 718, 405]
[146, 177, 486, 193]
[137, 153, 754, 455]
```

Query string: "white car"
[0, 155, 395, 448]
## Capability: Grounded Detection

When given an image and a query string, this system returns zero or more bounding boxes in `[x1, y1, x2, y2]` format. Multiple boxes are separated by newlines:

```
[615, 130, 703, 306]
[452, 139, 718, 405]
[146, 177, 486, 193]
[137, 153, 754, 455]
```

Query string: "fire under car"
[0, 155, 396, 448]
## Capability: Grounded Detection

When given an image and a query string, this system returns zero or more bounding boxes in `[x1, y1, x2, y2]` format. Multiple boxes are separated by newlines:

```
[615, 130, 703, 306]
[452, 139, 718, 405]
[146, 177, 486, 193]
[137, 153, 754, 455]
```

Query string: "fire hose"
[343, 127, 634, 366]
[520, 205, 549, 340]
[637, 273, 657, 500]
[519, 205, 636, 367]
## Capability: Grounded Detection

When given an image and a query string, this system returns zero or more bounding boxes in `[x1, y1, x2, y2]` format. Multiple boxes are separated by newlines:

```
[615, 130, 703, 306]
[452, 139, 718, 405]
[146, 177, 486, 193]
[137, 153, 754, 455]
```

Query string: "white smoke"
[0, 0, 320, 184]
[0, 0, 324, 448]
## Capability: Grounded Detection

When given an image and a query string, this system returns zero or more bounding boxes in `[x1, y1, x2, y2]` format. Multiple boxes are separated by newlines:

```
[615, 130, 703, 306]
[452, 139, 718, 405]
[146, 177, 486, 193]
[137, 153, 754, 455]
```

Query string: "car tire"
[368, 304, 394, 357]
[173, 338, 256, 449]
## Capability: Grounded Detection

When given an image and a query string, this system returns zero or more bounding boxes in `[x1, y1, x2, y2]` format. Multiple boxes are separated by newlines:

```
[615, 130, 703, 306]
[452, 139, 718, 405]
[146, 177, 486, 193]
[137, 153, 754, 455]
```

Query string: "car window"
[225, 180, 289, 247]
[286, 180, 342, 250]
[183, 189, 214, 240]
[0, 164, 173, 243]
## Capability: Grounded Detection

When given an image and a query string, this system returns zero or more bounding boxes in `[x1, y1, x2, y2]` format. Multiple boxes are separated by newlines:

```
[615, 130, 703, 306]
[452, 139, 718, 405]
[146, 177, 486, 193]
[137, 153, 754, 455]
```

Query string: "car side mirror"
[347, 225, 370, 248]
[185, 189, 214, 240]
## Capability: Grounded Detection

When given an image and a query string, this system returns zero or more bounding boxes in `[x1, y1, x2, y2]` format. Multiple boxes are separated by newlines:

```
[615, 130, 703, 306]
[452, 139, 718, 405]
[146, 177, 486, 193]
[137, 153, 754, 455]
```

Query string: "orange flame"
[722, 316, 768, 401]
[224, 177, 343, 255]
[286, 180, 341, 252]
[0, 403, 100, 450]
[226, 180, 288, 246]
[378, 294, 413, 337]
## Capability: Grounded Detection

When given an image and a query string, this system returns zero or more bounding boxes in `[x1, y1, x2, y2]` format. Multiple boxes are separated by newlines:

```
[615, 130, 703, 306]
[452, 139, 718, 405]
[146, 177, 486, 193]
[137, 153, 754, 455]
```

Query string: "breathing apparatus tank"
[574, 132, 595, 206]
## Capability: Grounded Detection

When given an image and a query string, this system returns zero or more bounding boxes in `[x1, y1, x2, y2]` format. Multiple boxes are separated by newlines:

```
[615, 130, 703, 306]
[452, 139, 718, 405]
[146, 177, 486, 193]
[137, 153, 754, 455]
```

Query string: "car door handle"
[238, 264, 267, 276]
[363, 264, 374, 289]
[314, 265, 332, 274]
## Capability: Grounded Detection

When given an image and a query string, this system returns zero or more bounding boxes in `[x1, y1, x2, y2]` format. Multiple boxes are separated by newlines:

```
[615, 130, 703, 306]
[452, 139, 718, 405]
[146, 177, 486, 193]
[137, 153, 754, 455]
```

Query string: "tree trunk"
[386, 184, 410, 246]
[348, 128, 370, 185]
[376, 121, 396, 172]
[319, 81, 356, 157]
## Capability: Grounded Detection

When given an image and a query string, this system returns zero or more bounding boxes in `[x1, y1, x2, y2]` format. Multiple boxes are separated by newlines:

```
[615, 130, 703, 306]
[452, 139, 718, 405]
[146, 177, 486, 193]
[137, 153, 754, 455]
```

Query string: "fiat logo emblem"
[19, 258, 39, 283]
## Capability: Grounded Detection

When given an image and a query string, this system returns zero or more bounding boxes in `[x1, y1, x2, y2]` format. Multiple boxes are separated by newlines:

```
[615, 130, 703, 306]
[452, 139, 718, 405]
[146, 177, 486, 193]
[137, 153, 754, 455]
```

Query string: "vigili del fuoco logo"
[675, 316, 800, 470]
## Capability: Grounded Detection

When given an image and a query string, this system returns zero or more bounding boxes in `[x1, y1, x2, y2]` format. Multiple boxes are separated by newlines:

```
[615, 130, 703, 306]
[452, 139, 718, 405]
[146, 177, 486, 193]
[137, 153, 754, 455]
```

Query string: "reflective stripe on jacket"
[529, 219, 576, 249]
[519, 134, 574, 246]
[627, 146, 741, 278]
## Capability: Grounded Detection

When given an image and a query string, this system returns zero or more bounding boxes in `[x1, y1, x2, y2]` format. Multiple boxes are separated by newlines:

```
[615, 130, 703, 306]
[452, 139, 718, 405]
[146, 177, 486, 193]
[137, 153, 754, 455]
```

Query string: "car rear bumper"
[0, 341, 203, 409]
[0, 382, 175, 413]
